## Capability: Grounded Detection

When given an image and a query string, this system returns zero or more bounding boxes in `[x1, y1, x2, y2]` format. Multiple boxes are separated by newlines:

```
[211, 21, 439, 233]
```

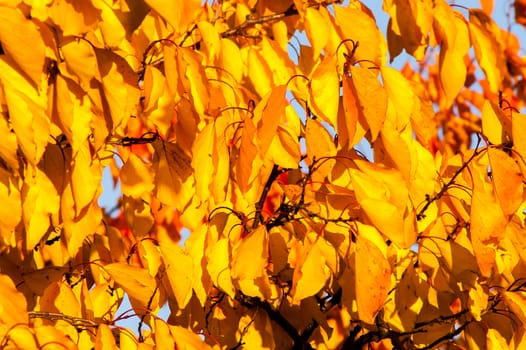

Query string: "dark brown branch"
[236, 294, 313, 350]
[138, 285, 159, 342]
[28, 311, 99, 329]
[222, 5, 298, 38]
[252, 164, 284, 229]
[418, 321, 470, 350]
[417, 135, 483, 221]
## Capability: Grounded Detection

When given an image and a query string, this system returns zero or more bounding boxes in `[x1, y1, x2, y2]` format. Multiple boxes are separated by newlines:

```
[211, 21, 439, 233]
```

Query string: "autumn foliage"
[1, 0, 526, 348]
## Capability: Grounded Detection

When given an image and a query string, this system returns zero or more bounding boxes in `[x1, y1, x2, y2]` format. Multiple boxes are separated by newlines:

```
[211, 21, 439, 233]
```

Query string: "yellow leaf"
[22, 168, 60, 251]
[160, 241, 193, 309]
[304, 8, 329, 59]
[247, 46, 273, 97]
[0, 274, 27, 327]
[433, 3, 470, 106]
[60, 37, 101, 89]
[37, 0, 101, 37]
[305, 118, 336, 160]
[153, 140, 194, 210]
[155, 319, 175, 349]
[504, 291, 526, 327]
[236, 115, 261, 193]
[0, 57, 49, 166]
[481, 100, 506, 145]
[192, 124, 215, 200]
[255, 85, 288, 157]
[207, 238, 236, 298]
[308, 54, 339, 127]
[6, 326, 38, 349]
[180, 48, 210, 116]
[104, 263, 158, 310]
[349, 65, 387, 141]
[38, 281, 81, 317]
[92, 0, 127, 47]
[355, 234, 391, 324]
[350, 167, 408, 247]
[71, 142, 101, 216]
[383, 0, 433, 61]
[94, 48, 140, 131]
[141, 65, 175, 136]
[0, 7, 46, 86]
[219, 38, 243, 82]
[121, 153, 154, 199]
[197, 21, 221, 62]
[231, 226, 268, 281]
[54, 75, 93, 155]
[469, 9, 506, 92]
[339, 73, 365, 149]
[0, 111, 18, 171]
[488, 147, 523, 216]
[95, 324, 118, 350]
[333, 5, 387, 66]
[267, 125, 301, 168]
[292, 236, 331, 304]
[512, 113, 526, 161]
[144, 0, 201, 34]
[381, 66, 414, 131]
[0, 168, 21, 244]
[169, 325, 212, 350]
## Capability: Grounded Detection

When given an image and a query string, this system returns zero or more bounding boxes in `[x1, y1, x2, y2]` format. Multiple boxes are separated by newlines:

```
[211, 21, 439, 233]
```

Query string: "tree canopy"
[0, 0, 526, 348]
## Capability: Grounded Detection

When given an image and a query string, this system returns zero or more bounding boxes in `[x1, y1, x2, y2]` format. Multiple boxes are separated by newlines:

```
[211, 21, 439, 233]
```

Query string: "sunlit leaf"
[160, 240, 193, 309]
[104, 263, 158, 310]
[308, 54, 339, 127]
[0, 7, 46, 86]
[355, 233, 391, 324]
[433, 2, 470, 106]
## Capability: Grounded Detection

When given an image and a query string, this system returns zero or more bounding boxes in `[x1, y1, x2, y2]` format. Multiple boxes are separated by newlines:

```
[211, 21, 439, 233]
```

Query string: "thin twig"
[221, 5, 298, 38]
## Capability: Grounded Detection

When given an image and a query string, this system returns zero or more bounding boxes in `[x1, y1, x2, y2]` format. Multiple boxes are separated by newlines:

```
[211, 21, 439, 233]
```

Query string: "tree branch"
[222, 5, 299, 38]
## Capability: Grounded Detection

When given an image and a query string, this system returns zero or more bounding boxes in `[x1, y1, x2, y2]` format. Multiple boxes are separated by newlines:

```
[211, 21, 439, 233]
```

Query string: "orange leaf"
[355, 233, 391, 324]
[0, 8, 46, 86]
[153, 140, 194, 210]
[104, 263, 159, 309]
[488, 148, 524, 216]
[255, 85, 288, 157]
[433, 3, 470, 106]
[348, 65, 387, 141]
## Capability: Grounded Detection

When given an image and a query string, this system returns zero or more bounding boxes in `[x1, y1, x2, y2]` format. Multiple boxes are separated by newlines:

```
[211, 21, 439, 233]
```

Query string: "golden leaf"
[22, 168, 60, 251]
[38, 281, 81, 317]
[355, 234, 391, 324]
[383, 0, 433, 61]
[180, 48, 210, 116]
[348, 65, 387, 141]
[381, 66, 414, 131]
[305, 118, 336, 160]
[0, 274, 27, 327]
[153, 140, 194, 210]
[333, 5, 387, 66]
[95, 324, 118, 350]
[104, 263, 158, 310]
[207, 238, 236, 298]
[94, 48, 140, 131]
[469, 9, 506, 92]
[0, 7, 46, 86]
[54, 75, 93, 155]
[0, 168, 21, 244]
[121, 153, 154, 199]
[292, 236, 331, 304]
[144, 0, 201, 34]
[236, 115, 261, 194]
[488, 147, 523, 216]
[231, 226, 268, 294]
[304, 8, 329, 59]
[433, 2, 470, 106]
[159, 241, 193, 309]
[247, 46, 274, 97]
[35, 0, 101, 37]
[169, 324, 212, 350]
[308, 54, 339, 127]
[71, 142, 101, 216]
[0, 57, 49, 166]
[255, 85, 288, 157]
